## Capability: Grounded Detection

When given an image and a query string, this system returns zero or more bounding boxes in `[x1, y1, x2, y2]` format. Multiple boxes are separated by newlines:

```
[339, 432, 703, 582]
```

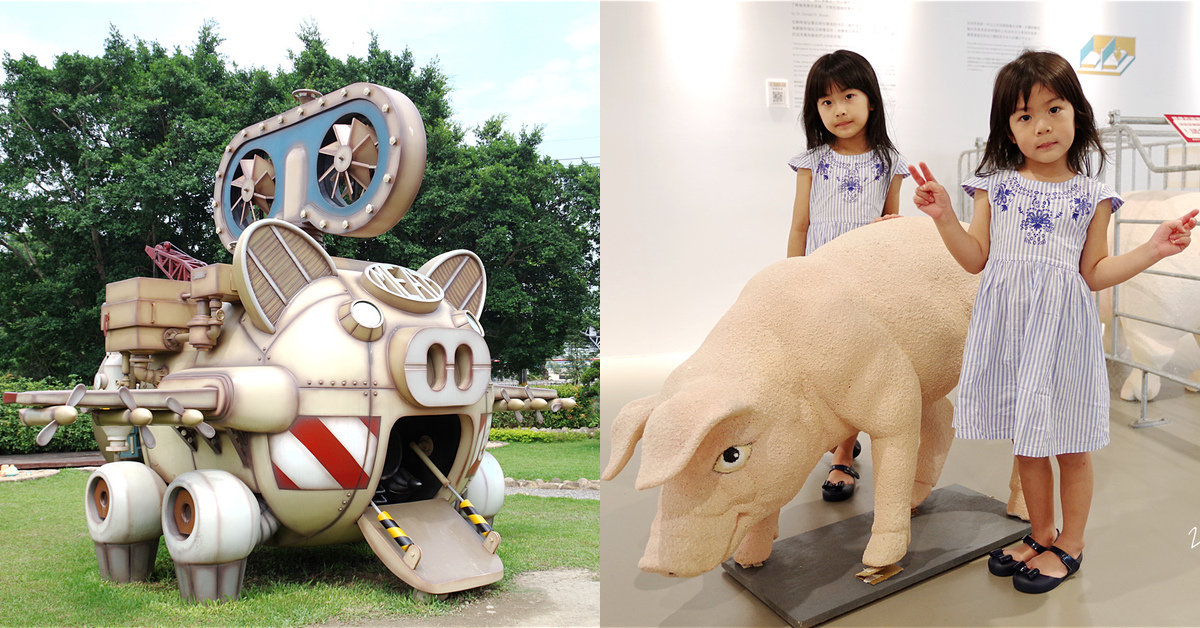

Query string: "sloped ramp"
[359, 498, 503, 594]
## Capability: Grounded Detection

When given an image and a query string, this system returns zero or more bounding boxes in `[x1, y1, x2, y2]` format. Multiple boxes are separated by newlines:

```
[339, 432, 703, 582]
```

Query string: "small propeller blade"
[66, 383, 86, 408]
[165, 396, 185, 415]
[117, 386, 137, 411]
[36, 422, 59, 447]
[139, 425, 156, 449]
[195, 423, 216, 439]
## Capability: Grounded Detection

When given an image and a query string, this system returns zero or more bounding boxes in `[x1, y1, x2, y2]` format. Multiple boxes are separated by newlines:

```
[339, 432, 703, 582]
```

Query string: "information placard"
[1165, 114, 1200, 143]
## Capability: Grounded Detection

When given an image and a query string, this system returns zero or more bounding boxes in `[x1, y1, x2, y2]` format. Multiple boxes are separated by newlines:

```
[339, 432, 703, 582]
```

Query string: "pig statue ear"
[601, 394, 659, 481]
[635, 383, 751, 490]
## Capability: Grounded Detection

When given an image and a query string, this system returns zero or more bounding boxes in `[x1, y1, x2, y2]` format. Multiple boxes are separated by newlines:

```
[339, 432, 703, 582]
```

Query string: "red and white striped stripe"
[270, 416, 380, 490]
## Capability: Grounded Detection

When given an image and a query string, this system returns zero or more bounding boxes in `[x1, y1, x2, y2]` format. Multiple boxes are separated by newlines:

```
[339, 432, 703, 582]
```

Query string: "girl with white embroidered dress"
[910, 50, 1196, 594]
[788, 49, 910, 502]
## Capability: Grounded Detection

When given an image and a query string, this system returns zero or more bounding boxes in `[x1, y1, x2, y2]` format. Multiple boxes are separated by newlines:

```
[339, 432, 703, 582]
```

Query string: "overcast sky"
[0, 1, 600, 165]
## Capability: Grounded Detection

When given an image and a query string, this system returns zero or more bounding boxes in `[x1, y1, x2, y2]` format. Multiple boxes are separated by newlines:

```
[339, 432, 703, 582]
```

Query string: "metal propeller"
[117, 386, 156, 449]
[166, 396, 215, 439]
[35, 384, 86, 447]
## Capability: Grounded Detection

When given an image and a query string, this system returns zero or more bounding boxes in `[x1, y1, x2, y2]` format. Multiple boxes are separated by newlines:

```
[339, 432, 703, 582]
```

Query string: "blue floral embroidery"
[815, 157, 832, 180]
[993, 183, 1014, 212]
[1019, 193, 1060, 245]
[838, 168, 864, 202]
[1070, 194, 1091, 221]
[873, 161, 885, 182]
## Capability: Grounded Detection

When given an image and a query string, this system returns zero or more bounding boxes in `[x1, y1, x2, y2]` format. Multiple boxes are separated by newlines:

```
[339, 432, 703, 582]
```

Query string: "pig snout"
[637, 509, 741, 577]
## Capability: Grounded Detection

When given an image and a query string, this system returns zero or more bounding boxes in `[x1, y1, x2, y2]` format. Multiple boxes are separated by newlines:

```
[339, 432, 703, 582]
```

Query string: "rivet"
[217, 170, 223, 177]
[341, 88, 348, 97]
[225, 146, 232, 153]
[308, 380, 312, 385]
[319, 380, 323, 384]
[319, 220, 328, 228]
[373, 381, 378, 386]
[242, 130, 249, 137]
[383, 174, 392, 183]
[318, 97, 326, 106]
[342, 220, 349, 228]
[364, 391, 369, 396]
[211, 199, 219, 208]
[389, 136, 397, 146]
[215, 226, 223, 234]
[277, 116, 284, 124]
[365, 204, 374, 214]
[342, 380, 347, 386]
[373, 391, 378, 396]
[259, 122, 266, 130]
[298, 107, 305, 115]
[300, 209, 308, 219]
[353, 381, 358, 385]
[363, 87, 372, 96]
[342, 500, 347, 505]
[382, 104, 390, 113]
[338, 507, 344, 512]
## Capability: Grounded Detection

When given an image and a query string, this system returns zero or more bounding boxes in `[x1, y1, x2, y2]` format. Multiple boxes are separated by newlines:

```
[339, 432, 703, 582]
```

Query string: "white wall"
[601, 1, 1200, 359]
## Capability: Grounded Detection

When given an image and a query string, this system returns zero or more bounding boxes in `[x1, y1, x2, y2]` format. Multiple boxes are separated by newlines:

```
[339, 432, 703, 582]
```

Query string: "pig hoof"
[910, 483, 933, 507]
[1006, 491, 1029, 521]
[862, 532, 908, 567]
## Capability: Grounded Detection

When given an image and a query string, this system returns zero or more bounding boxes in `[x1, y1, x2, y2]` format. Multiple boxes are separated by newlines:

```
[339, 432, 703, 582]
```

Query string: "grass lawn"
[488, 438, 601, 481]
[0, 465, 597, 626]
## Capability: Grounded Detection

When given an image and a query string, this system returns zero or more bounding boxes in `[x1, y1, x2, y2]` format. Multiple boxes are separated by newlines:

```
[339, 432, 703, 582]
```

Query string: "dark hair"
[976, 50, 1106, 176]
[801, 49, 897, 175]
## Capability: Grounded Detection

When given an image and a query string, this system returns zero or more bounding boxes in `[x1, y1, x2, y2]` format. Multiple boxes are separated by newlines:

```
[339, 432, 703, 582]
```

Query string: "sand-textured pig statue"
[602, 217, 983, 576]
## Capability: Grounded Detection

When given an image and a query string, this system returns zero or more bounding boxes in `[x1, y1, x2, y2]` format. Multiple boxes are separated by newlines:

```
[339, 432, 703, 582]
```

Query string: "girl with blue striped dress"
[910, 51, 1197, 594]
[787, 49, 909, 502]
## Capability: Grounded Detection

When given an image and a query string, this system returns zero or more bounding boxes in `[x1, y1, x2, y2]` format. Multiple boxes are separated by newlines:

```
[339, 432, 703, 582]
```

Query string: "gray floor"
[600, 355, 1200, 627]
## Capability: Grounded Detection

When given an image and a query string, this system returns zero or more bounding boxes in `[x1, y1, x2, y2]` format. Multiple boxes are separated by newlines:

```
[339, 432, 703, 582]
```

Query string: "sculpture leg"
[910, 397, 954, 508]
[1007, 458, 1029, 520]
[862, 428, 920, 567]
[732, 510, 780, 568]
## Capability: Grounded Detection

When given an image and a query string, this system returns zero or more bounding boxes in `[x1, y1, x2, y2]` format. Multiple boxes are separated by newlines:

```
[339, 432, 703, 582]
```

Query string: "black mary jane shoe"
[852, 439, 862, 459]
[987, 534, 1051, 576]
[1013, 546, 1082, 594]
[821, 464, 859, 502]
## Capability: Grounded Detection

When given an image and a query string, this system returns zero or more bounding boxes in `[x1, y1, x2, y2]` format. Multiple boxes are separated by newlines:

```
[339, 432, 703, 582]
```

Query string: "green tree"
[0, 22, 598, 382]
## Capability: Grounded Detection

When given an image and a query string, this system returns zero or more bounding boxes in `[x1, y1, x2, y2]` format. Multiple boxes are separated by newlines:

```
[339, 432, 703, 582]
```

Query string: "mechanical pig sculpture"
[603, 217, 985, 576]
[6, 83, 572, 602]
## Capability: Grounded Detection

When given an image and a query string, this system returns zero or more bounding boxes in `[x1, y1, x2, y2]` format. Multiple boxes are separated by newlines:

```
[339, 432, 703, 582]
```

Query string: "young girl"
[788, 49, 910, 502]
[910, 50, 1197, 594]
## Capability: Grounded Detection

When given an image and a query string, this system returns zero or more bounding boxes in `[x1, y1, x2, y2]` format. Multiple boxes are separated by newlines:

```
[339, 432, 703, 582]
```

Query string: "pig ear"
[601, 394, 659, 481]
[635, 386, 751, 490]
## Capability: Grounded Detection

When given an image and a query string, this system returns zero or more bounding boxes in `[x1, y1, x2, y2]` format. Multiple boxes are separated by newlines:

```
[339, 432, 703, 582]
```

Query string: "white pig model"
[603, 217, 983, 576]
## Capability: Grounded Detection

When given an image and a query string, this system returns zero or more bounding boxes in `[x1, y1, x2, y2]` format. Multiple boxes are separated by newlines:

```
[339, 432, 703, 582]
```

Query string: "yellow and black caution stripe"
[371, 502, 414, 551]
[456, 498, 492, 537]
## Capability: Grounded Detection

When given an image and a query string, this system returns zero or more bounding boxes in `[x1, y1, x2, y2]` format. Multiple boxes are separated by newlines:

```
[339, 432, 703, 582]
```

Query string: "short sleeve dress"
[789, 146, 909, 254]
[955, 170, 1123, 457]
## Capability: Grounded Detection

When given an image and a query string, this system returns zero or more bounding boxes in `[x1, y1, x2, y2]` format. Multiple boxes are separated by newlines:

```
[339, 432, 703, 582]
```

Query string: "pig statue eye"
[714, 444, 752, 473]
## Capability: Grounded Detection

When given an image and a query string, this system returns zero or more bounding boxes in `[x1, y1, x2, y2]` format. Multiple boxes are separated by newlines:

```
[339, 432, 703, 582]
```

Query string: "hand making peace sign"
[908, 162, 955, 222]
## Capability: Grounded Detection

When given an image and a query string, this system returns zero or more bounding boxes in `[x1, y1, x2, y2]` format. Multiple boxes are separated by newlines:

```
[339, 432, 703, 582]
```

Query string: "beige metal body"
[4, 83, 574, 601]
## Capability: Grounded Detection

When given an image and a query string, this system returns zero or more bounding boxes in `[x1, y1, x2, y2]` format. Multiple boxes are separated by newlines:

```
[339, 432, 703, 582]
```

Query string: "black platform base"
[721, 484, 1030, 627]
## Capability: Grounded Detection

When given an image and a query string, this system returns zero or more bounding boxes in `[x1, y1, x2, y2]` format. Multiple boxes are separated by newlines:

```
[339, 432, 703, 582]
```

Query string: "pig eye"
[714, 444, 751, 473]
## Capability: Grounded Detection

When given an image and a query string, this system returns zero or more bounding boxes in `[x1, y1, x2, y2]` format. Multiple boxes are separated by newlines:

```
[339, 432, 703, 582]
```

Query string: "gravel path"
[504, 486, 599, 500]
